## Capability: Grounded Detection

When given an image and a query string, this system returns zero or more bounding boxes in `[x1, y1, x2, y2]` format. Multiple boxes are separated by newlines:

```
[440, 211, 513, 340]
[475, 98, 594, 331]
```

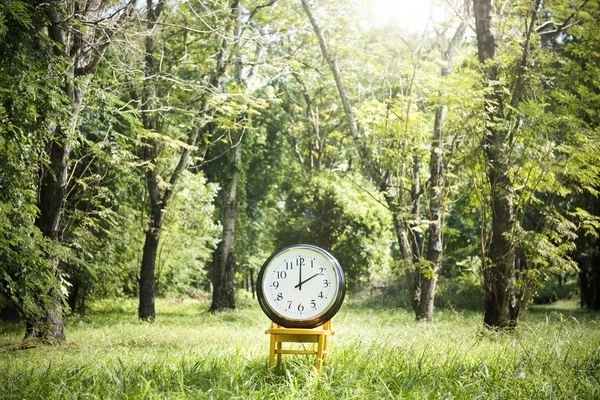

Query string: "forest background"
[1, 0, 600, 344]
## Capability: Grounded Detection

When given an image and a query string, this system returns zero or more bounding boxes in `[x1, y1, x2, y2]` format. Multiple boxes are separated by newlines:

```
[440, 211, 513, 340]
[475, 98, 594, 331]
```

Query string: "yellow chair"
[265, 320, 334, 374]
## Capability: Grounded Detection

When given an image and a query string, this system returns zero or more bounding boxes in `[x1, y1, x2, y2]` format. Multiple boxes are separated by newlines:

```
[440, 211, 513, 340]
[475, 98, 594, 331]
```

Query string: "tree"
[208, 0, 272, 312]
[300, 0, 472, 320]
[28, 0, 133, 341]
[472, 0, 600, 327]
[135, 0, 237, 320]
[0, 0, 61, 323]
[420, 8, 468, 321]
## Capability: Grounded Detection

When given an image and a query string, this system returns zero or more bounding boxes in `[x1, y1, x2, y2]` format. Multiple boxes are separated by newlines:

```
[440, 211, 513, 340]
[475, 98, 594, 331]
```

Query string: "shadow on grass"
[0, 319, 23, 336]
[526, 299, 599, 321]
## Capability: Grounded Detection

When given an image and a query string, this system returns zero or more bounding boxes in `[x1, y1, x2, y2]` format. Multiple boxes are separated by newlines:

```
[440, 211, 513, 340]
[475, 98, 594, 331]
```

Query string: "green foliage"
[0, 204, 58, 320]
[275, 172, 393, 289]
[0, 0, 68, 319]
[435, 275, 485, 312]
[497, 0, 600, 311]
[532, 274, 578, 304]
[156, 171, 221, 296]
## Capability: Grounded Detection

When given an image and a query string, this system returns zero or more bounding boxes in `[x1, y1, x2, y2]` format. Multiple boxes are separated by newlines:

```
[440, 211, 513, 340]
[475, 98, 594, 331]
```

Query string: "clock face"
[257, 245, 346, 328]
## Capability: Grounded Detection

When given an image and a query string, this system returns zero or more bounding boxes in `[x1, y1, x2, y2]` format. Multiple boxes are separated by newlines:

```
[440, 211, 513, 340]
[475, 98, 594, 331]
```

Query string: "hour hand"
[294, 273, 319, 289]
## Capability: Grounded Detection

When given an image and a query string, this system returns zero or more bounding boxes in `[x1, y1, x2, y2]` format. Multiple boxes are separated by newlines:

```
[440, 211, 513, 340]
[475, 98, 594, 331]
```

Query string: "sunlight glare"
[366, 0, 431, 32]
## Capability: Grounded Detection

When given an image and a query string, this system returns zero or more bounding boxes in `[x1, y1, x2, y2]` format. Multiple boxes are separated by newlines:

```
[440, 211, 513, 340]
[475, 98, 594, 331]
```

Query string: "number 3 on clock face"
[257, 244, 346, 328]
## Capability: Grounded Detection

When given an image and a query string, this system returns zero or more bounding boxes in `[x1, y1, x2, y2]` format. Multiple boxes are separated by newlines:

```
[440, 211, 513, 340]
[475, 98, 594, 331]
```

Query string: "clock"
[257, 244, 346, 328]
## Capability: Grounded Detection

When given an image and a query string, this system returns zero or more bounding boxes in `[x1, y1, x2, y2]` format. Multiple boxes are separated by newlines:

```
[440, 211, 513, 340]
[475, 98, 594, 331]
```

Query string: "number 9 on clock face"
[256, 244, 346, 328]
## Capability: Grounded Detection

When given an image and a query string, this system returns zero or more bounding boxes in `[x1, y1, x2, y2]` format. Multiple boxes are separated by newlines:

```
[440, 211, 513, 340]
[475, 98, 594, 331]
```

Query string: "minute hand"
[294, 273, 320, 289]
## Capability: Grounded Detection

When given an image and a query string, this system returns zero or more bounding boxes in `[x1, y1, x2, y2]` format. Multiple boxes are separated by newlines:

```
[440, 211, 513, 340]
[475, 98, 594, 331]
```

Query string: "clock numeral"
[311, 259, 314, 268]
[311, 300, 316, 308]
[272, 281, 279, 289]
[276, 293, 283, 301]
[318, 291, 326, 299]
[277, 271, 287, 279]
[286, 301, 292, 310]
[318, 267, 324, 276]
[296, 257, 305, 267]
[298, 303, 304, 312]
[285, 261, 293, 270]
[323, 279, 330, 288]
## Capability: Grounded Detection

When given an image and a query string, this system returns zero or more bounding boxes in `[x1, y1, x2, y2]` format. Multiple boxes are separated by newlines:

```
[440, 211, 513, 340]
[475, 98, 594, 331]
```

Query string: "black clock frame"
[256, 244, 346, 329]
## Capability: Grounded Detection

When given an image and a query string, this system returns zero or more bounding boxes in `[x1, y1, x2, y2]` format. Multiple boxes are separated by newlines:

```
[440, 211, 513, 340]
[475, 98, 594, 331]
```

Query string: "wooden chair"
[265, 320, 334, 374]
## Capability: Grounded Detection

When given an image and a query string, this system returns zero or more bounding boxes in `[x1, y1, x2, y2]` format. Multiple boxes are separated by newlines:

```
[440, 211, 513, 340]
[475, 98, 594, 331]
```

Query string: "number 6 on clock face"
[257, 244, 346, 328]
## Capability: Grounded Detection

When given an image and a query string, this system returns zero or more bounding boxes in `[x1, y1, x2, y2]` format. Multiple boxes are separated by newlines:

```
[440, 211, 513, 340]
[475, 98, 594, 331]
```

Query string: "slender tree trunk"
[420, 102, 447, 322]
[210, 140, 241, 311]
[209, 0, 243, 312]
[387, 197, 419, 311]
[209, 0, 268, 312]
[138, 0, 165, 320]
[474, 0, 518, 329]
[419, 18, 468, 322]
[29, 39, 87, 343]
[409, 154, 426, 319]
[410, 154, 423, 265]
[139, 231, 159, 319]
[31, 126, 72, 341]
[138, 199, 165, 319]
[250, 268, 255, 299]
[579, 258, 600, 310]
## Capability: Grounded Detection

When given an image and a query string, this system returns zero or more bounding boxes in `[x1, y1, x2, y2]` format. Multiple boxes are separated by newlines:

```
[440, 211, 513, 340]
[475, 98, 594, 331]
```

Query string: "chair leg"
[276, 341, 283, 368]
[316, 335, 325, 374]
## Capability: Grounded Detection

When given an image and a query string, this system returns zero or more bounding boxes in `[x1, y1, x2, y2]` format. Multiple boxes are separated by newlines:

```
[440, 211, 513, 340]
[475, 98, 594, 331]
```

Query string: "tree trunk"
[421, 104, 446, 322]
[137, 0, 165, 320]
[209, 1, 267, 312]
[209, 2, 244, 311]
[31, 132, 71, 341]
[409, 154, 427, 320]
[67, 276, 86, 315]
[139, 226, 161, 319]
[474, 0, 517, 329]
[210, 140, 242, 311]
[419, 18, 468, 322]
[483, 163, 517, 327]
[29, 74, 85, 342]
[250, 268, 255, 299]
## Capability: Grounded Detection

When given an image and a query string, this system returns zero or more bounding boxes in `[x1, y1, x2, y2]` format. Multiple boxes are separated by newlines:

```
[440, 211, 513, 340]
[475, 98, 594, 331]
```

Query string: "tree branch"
[300, 0, 384, 189]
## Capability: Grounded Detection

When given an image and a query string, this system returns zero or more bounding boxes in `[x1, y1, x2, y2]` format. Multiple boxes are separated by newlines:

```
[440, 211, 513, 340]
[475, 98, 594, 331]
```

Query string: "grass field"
[1, 296, 599, 399]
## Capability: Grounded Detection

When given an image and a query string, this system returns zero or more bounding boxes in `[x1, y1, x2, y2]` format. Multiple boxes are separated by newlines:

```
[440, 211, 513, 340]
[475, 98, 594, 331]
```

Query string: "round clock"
[257, 244, 346, 328]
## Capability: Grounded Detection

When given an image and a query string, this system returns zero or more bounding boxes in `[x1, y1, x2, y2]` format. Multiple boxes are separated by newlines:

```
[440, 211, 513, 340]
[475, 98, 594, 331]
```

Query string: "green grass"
[1, 296, 599, 399]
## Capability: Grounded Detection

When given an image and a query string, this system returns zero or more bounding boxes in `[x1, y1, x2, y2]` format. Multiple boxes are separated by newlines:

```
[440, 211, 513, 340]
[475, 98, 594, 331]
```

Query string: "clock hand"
[294, 272, 320, 289]
[298, 260, 302, 290]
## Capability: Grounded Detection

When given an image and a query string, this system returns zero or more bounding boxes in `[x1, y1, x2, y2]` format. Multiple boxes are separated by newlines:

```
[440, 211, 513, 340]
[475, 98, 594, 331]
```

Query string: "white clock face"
[261, 247, 340, 321]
